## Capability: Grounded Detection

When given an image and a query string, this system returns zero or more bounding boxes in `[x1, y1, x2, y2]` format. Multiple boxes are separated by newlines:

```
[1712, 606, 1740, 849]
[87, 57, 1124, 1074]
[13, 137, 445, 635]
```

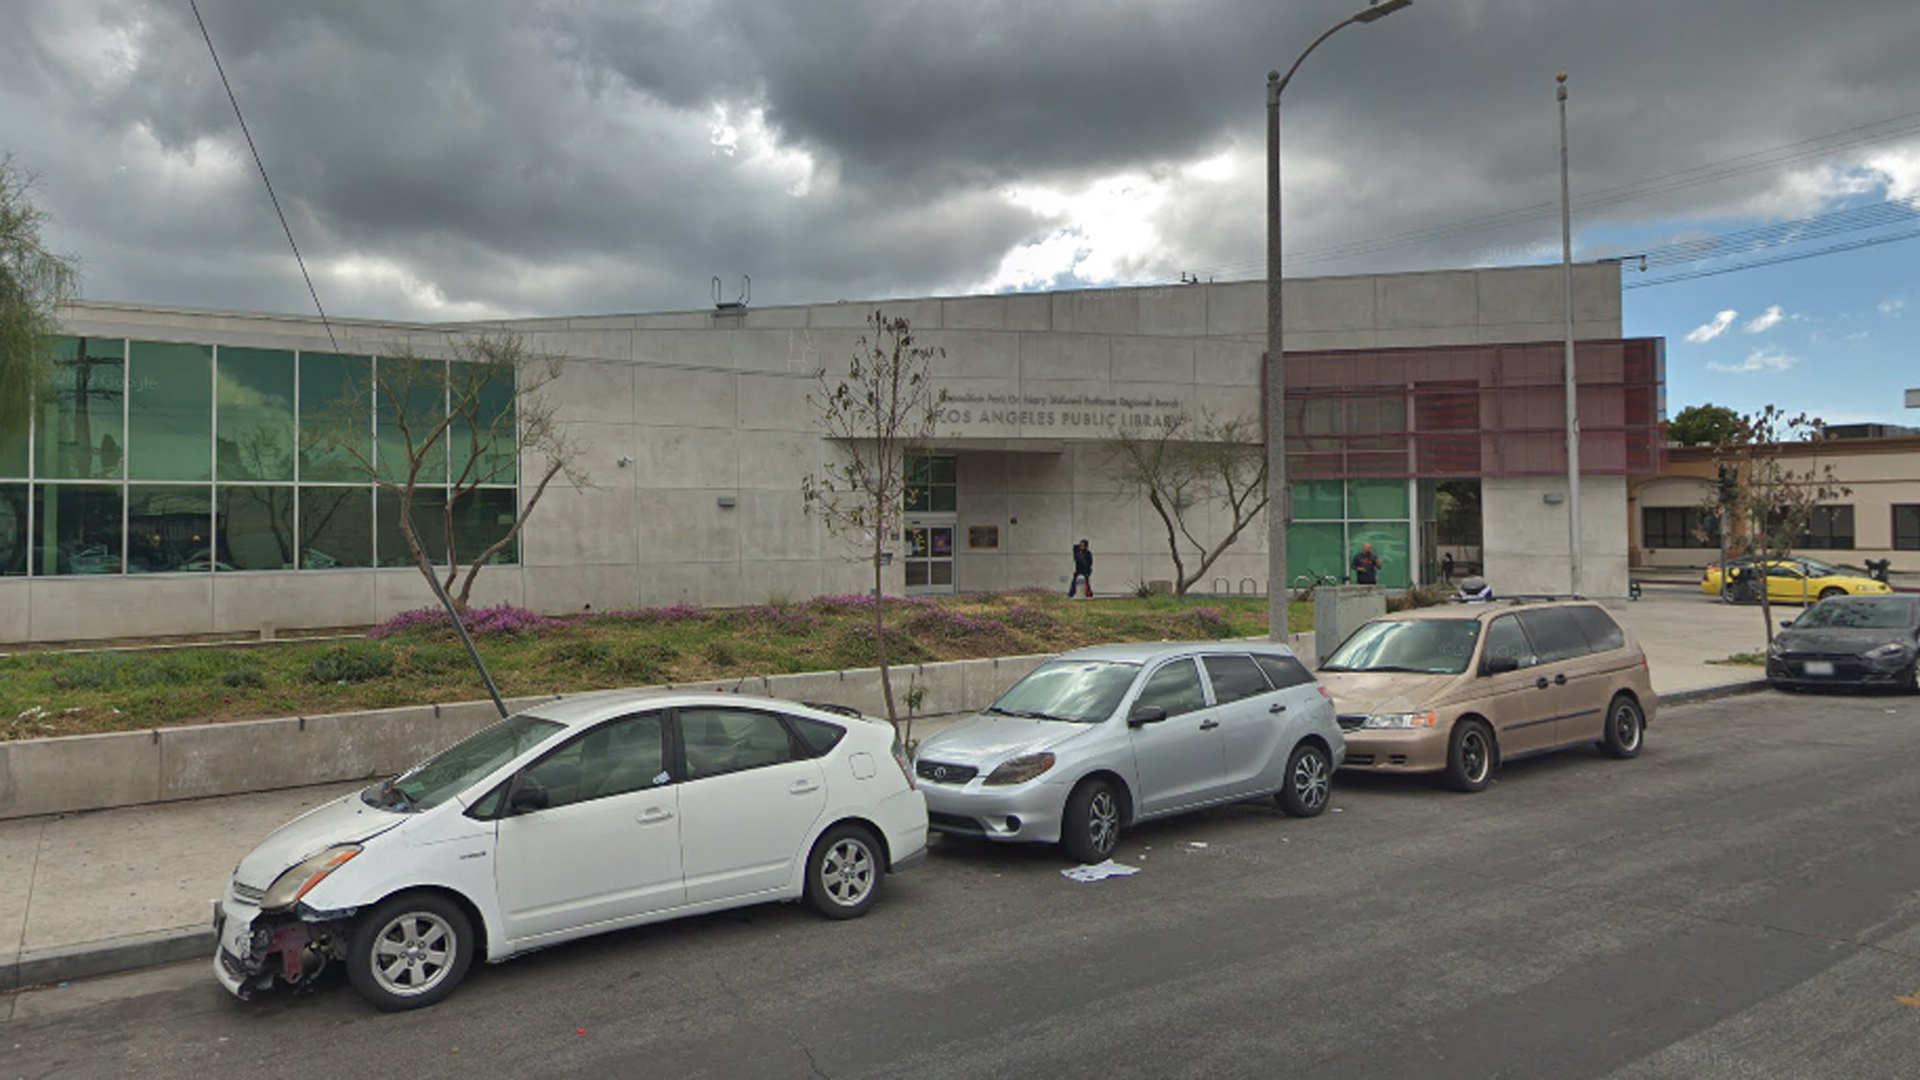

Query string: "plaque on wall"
[968, 525, 1000, 550]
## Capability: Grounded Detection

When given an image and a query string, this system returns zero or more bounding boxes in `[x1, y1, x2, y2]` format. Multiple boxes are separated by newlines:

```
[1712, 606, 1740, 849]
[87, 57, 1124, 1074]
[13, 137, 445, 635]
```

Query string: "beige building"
[1630, 431, 1920, 569]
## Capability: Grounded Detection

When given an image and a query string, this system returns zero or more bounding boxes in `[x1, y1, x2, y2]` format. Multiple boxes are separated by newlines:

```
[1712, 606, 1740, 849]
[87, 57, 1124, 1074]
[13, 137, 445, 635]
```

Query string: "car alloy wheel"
[1062, 778, 1122, 863]
[347, 892, 473, 1011]
[1278, 742, 1331, 818]
[1445, 719, 1495, 793]
[804, 823, 885, 920]
[819, 836, 876, 909]
[1601, 694, 1645, 759]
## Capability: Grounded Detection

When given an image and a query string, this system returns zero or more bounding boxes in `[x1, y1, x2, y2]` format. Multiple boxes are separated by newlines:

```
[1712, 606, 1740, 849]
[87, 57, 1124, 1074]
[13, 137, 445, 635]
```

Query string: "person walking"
[1441, 551, 1455, 582]
[1351, 542, 1381, 585]
[1069, 539, 1094, 598]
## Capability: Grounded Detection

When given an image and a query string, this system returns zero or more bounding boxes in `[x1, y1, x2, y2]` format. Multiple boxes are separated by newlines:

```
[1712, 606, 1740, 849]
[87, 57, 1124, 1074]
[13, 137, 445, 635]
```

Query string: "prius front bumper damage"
[212, 887, 355, 999]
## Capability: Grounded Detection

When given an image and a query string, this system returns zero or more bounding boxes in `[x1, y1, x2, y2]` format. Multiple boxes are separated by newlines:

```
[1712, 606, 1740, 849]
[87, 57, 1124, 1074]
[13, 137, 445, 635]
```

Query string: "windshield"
[1794, 596, 1919, 630]
[1796, 558, 1840, 576]
[1322, 619, 1483, 675]
[364, 713, 564, 812]
[987, 659, 1140, 723]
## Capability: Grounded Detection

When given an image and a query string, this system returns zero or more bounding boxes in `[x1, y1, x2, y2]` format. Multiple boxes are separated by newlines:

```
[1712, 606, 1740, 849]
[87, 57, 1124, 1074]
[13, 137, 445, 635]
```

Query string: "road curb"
[1, 926, 211, 993]
[1662, 678, 1771, 706]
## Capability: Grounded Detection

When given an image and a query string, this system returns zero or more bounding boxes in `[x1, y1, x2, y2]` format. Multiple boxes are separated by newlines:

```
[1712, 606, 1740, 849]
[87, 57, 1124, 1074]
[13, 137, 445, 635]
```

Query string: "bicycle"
[1290, 571, 1344, 602]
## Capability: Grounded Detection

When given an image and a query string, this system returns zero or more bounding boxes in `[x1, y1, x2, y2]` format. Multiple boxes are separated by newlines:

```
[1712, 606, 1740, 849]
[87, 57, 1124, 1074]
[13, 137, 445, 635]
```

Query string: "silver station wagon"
[913, 642, 1345, 862]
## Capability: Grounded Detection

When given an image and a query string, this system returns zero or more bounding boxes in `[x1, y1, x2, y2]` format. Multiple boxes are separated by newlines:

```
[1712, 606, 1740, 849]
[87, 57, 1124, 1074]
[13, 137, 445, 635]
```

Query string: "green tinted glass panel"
[217, 485, 296, 570]
[39, 336, 125, 480]
[928, 456, 956, 484]
[1286, 522, 1345, 585]
[0, 484, 25, 575]
[217, 347, 295, 481]
[36, 483, 123, 575]
[299, 486, 373, 569]
[377, 487, 448, 566]
[1291, 480, 1345, 521]
[1348, 478, 1409, 520]
[377, 357, 447, 485]
[298, 352, 373, 482]
[449, 361, 517, 485]
[128, 341, 213, 481]
[450, 488, 519, 566]
[1348, 522, 1412, 588]
[0, 387, 26, 474]
[127, 485, 213, 572]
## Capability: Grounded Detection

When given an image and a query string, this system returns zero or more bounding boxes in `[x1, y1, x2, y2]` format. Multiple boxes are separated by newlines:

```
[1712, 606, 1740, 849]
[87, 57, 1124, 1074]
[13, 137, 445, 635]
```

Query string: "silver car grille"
[1336, 714, 1367, 733]
[915, 760, 979, 784]
[230, 880, 267, 906]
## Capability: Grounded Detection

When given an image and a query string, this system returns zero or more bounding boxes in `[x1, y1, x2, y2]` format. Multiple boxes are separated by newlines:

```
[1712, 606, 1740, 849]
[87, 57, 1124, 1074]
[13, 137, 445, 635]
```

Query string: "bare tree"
[313, 330, 584, 613]
[1702, 405, 1850, 644]
[1102, 412, 1269, 596]
[0, 155, 80, 441]
[801, 310, 947, 736]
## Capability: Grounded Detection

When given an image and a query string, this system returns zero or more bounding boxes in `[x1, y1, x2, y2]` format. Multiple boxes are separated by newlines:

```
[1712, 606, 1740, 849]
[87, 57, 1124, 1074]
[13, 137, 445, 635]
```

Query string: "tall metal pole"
[1558, 72, 1583, 597]
[1266, 70, 1288, 640]
[1263, 0, 1411, 640]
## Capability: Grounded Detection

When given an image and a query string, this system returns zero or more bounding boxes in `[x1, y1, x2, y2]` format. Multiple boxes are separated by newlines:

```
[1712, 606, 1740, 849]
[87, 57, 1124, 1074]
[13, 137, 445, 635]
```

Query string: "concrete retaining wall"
[0, 654, 1055, 821]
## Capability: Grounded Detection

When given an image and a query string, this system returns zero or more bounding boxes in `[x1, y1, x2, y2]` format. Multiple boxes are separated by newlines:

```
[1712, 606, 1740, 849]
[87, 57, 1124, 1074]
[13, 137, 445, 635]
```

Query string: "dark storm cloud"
[1, 0, 1917, 321]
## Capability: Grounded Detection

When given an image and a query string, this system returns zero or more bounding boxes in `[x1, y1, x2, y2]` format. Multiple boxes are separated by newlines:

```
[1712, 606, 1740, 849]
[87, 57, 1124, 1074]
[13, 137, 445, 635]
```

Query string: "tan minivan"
[1316, 600, 1656, 792]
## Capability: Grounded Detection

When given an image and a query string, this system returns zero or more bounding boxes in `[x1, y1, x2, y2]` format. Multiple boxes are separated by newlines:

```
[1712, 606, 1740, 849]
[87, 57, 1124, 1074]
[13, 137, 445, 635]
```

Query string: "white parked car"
[914, 641, 1344, 862]
[213, 691, 927, 1010]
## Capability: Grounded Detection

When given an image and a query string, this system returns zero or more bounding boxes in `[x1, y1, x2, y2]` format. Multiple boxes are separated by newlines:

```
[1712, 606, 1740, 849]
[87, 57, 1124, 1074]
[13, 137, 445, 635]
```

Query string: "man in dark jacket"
[1351, 542, 1381, 585]
[1069, 540, 1094, 597]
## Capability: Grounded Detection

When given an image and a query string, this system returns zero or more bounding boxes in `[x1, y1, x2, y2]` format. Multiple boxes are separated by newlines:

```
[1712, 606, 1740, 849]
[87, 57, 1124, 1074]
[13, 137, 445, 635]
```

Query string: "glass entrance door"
[903, 517, 956, 594]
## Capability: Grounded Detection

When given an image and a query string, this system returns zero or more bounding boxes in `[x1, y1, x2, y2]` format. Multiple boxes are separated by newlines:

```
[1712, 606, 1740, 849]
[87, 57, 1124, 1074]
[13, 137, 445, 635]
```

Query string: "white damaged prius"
[214, 691, 927, 1010]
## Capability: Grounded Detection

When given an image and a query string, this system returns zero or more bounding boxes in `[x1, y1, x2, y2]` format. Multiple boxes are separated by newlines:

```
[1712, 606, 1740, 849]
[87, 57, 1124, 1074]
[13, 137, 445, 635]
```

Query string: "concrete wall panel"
[634, 428, 740, 489]
[1287, 276, 1378, 332]
[543, 359, 634, 424]
[0, 732, 160, 818]
[522, 481, 638, 566]
[1018, 334, 1111, 383]
[1377, 271, 1479, 331]
[920, 330, 1019, 380]
[940, 296, 1009, 331]
[735, 373, 816, 432]
[1050, 291, 1139, 336]
[1111, 336, 1196, 384]
[634, 366, 737, 429]
[212, 573, 379, 634]
[523, 564, 641, 616]
[1204, 283, 1265, 337]
[30, 577, 213, 642]
[1194, 339, 1261, 389]
[1137, 288, 1209, 338]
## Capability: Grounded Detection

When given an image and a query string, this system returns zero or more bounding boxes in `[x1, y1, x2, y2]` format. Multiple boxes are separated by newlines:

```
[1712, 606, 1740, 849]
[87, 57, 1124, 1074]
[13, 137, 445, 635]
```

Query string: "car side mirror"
[1780, 620, 1795, 629]
[505, 773, 550, 815]
[1482, 655, 1520, 676]
[1128, 704, 1169, 727]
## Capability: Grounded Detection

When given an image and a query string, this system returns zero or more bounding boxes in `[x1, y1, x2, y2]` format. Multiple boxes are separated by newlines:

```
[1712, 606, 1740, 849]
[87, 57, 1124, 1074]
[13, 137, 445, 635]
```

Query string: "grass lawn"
[1, 591, 1313, 741]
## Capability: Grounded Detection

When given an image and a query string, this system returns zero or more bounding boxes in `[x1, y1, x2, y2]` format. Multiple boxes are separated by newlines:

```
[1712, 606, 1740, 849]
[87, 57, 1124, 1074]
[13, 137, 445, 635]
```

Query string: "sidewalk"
[0, 590, 1774, 993]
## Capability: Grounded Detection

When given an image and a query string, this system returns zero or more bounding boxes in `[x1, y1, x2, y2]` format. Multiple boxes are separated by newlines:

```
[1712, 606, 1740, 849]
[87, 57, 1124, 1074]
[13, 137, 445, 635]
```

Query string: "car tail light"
[891, 736, 916, 790]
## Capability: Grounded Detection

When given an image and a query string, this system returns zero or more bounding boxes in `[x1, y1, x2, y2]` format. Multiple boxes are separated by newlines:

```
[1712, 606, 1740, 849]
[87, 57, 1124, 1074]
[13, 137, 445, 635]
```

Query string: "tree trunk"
[874, 527, 900, 730]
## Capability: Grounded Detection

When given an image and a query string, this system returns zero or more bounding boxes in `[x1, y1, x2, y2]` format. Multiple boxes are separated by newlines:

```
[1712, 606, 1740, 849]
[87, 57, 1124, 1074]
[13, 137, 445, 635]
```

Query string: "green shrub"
[1167, 607, 1233, 639]
[304, 643, 395, 684]
[609, 642, 678, 684]
[701, 640, 738, 667]
[51, 654, 125, 691]
[134, 661, 196, 687]
[544, 638, 612, 667]
[220, 668, 266, 689]
[828, 624, 926, 669]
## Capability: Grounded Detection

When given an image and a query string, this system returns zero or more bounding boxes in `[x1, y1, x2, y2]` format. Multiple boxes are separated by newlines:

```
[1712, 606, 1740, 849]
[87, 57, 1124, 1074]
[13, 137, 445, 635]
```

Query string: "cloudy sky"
[2, 0, 1917, 424]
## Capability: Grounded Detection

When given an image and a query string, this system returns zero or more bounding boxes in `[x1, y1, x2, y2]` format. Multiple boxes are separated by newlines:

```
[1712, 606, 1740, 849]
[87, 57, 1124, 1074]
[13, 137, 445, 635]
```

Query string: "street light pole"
[1266, 0, 1412, 640]
[1558, 71, 1583, 597]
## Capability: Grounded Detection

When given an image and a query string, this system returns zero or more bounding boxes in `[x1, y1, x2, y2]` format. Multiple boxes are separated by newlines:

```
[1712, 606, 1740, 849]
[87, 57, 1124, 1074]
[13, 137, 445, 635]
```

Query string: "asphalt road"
[8, 690, 1920, 1080]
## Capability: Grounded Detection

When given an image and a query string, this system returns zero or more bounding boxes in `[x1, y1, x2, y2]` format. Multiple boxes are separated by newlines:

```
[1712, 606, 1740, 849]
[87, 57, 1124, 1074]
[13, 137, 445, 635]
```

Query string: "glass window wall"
[377, 487, 449, 567]
[127, 341, 213, 481]
[127, 485, 214, 573]
[35, 483, 123, 576]
[217, 347, 296, 481]
[299, 352, 373, 482]
[0, 484, 26, 576]
[39, 337, 125, 480]
[217, 485, 297, 570]
[299, 487, 373, 569]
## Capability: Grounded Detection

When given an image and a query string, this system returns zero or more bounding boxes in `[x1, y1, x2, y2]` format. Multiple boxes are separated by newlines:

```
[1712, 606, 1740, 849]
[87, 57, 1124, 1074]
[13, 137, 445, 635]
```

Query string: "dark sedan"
[1767, 594, 1920, 692]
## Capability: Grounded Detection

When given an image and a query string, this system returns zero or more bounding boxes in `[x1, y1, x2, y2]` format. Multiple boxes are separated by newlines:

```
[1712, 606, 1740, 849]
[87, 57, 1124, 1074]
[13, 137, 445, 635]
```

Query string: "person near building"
[1441, 552, 1456, 582]
[1069, 539, 1094, 598]
[1351, 542, 1381, 586]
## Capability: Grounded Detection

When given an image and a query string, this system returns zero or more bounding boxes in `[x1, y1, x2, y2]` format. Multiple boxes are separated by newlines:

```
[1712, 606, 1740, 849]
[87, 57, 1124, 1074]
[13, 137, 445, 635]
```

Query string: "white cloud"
[1742, 305, 1784, 333]
[1881, 298, 1907, 316]
[1706, 345, 1797, 373]
[1685, 309, 1737, 343]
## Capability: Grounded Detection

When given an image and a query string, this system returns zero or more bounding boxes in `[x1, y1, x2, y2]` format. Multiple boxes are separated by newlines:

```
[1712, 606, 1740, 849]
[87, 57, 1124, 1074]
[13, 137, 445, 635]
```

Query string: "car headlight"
[1864, 641, 1915, 661]
[1767, 638, 1785, 656]
[1363, 712, 1438, 729]
[261, 845, 362, 912]
[983, 752, 1056, 785]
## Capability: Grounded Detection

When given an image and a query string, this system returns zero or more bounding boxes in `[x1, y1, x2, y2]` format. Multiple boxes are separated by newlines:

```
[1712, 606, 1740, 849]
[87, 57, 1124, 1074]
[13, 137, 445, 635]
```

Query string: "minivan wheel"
[804, 823, 884, 920]
[1444, 719, 1495, 793]
[1061, 778, 1122, 863]
[1601, 694, 1645, 759]
[346, 892, 473, 1011]
[1277, 742, 1331, 818]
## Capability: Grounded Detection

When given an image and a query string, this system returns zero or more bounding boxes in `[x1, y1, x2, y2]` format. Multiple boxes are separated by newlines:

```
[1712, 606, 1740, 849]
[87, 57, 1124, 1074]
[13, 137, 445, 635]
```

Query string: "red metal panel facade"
[1267, 338, 1665, 480]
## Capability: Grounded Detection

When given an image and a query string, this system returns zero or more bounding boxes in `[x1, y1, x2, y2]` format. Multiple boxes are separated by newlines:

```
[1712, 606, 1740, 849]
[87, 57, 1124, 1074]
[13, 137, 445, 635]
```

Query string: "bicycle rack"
[1240, 577, 1260, 595]
[1211, 577, 1230, 594]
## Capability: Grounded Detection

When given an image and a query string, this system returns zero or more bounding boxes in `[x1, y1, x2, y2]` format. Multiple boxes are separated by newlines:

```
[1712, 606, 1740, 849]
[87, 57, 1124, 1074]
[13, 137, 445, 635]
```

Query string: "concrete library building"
[0, 263, 1664, 645]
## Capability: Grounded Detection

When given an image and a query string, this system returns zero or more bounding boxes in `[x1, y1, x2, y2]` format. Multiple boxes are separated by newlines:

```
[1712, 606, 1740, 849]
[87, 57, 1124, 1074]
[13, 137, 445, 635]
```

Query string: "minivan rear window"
[1568, 606, 1626, 652]
[1252, 653, 1315, 690]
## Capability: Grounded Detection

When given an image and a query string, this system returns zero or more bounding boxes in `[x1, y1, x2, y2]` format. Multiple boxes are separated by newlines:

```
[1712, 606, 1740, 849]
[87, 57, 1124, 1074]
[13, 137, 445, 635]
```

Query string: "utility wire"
[1623, 227, 1920, 290]
[188, 0, 338, 350]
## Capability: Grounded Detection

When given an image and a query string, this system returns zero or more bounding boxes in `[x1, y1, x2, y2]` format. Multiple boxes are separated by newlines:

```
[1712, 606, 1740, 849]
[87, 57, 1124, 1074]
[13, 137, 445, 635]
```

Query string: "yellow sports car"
[1700, 556, 1893, 604]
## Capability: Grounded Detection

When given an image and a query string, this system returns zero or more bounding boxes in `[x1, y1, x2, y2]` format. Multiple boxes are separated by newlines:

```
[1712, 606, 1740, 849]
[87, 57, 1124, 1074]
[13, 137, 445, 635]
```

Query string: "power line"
[1623, 227, 1920, 289]
[188, 0, 338, 350]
